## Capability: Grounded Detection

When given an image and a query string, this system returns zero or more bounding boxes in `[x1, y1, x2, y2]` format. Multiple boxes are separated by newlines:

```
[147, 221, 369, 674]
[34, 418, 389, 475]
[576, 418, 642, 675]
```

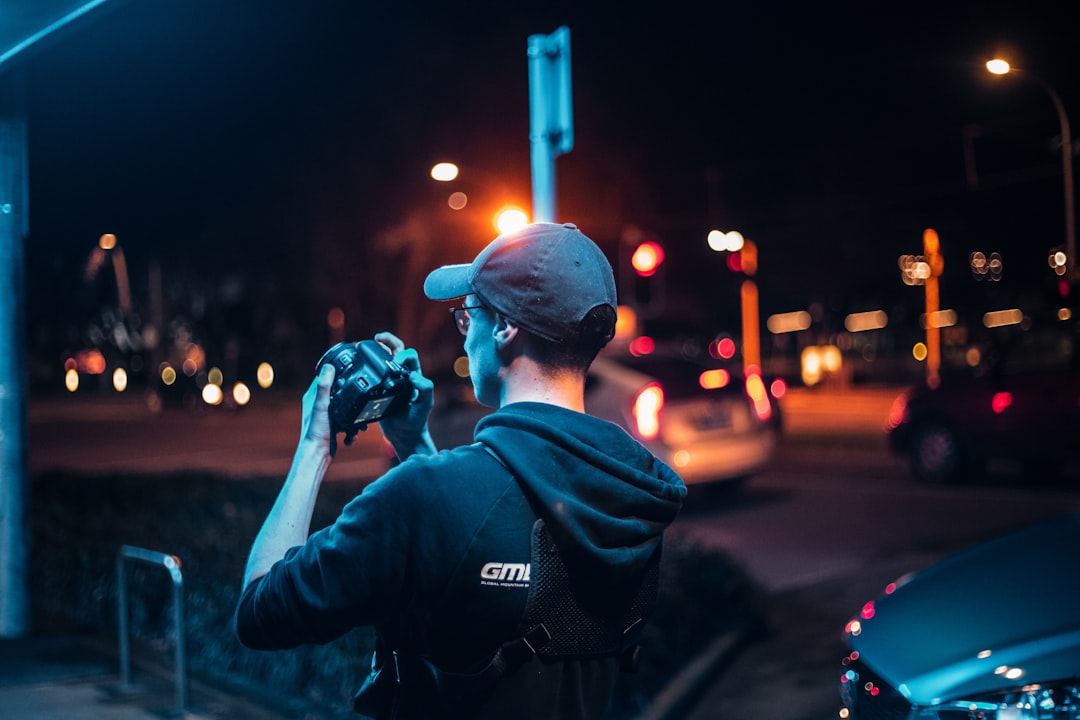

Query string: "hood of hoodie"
[474, 402, 686, 582]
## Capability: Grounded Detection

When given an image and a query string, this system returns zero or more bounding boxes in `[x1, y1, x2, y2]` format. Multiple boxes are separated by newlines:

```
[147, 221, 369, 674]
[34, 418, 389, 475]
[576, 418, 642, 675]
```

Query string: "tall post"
[527, 26, 573, 223]
[0, 67, 30, 638]
[739, 240, 760, 372]
[1034, 77, 1076, 281]
[986, 61, 1075, 281]
[923, 229, 943, 390]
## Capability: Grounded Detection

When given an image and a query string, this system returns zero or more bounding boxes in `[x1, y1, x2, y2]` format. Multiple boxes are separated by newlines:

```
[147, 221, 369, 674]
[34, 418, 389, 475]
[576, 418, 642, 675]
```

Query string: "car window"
[606, 355, 740, 400]
[981, 326, 1077, 377]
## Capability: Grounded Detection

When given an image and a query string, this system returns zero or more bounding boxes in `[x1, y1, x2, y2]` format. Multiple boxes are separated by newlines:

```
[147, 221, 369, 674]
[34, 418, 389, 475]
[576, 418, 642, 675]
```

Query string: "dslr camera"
[316, 340, 414, 453]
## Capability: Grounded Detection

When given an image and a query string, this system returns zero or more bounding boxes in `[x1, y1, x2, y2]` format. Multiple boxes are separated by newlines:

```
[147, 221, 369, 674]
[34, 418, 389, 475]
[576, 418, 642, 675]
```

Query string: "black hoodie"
[236, 402, 686, 718]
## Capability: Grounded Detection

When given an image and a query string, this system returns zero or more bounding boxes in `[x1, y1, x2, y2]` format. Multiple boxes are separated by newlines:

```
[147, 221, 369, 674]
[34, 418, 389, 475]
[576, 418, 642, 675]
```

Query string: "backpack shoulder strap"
[415, 517, 659, 706]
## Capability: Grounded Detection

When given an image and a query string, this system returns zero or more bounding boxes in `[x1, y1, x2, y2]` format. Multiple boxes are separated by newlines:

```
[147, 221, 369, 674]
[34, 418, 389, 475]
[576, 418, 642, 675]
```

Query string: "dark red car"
[884, 323, 1080, 483]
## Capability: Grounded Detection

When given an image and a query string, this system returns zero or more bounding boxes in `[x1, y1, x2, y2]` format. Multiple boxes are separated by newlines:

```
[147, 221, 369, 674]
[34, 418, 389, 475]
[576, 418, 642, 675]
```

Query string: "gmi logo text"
[480, 562, 531, 586]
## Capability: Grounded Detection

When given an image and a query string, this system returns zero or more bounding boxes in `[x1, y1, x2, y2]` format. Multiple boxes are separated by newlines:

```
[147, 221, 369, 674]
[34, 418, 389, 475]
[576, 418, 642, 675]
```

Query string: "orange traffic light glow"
[631, 241, 665, 276]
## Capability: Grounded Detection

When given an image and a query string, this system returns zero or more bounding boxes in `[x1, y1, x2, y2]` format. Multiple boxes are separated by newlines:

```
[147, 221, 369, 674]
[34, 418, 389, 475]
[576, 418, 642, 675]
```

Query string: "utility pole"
[527, 26, 573, 223]
[0, 0, 121, 638]
[0, 67, 30, 638]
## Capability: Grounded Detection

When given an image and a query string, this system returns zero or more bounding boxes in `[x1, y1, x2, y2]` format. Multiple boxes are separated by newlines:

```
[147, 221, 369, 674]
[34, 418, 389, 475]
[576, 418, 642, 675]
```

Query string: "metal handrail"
[115, 544, 188, 712]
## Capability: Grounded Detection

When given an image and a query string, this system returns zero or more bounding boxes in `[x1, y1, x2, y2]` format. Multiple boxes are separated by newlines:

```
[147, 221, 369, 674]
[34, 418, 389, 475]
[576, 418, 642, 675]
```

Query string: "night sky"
[9, 0, 1079, 383]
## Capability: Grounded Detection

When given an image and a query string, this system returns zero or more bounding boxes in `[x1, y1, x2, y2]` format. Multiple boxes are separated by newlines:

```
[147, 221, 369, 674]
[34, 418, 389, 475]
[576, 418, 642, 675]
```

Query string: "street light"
[986, 58, 1075, 280]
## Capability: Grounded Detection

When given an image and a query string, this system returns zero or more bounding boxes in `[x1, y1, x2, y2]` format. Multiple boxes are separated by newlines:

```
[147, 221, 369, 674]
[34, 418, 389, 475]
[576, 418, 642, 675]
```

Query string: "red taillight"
[885, 393, 908, 431]
[745, 372, 772, 422]
[991, 391, 1013, 414]
[633, 383, 663, 440]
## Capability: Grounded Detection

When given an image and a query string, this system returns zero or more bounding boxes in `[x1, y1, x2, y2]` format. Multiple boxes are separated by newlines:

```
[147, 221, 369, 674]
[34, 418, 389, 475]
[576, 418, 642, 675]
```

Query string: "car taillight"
[991, 391, 1013, 414]
[884, 393, 908, 431]
[633, 383, 663, 440]
[745, 373, 772, 422]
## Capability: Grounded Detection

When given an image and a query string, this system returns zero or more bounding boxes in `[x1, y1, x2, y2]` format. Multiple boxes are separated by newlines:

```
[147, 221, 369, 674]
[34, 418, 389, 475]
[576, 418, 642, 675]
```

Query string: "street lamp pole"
[986, 59, 1075, 280]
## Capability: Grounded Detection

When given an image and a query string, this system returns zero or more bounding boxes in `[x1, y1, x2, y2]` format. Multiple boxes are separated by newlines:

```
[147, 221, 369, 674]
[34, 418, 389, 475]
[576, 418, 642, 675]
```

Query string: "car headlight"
[923, 682, 1079, 719]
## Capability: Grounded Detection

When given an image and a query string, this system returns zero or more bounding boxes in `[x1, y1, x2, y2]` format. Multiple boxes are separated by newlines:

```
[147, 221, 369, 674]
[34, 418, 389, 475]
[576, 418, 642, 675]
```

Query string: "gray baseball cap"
[423, 222, 617, 343]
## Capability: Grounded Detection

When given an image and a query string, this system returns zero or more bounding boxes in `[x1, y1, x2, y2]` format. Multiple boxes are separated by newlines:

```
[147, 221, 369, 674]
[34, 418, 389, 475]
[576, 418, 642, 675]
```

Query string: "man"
[235, 222, 686, 718]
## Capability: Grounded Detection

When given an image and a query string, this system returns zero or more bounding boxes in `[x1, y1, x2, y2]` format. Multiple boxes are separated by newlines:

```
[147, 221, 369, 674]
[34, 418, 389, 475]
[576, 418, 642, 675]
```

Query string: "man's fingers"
[374, 331, 404, 354]
[317, 362, 335, 388]
[395, 347, 421, 372]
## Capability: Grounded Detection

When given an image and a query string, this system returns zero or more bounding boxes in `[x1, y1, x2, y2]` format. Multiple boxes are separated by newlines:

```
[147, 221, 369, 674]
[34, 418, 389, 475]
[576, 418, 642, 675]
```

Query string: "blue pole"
[527, 27, 573, 224]
[0, 67, 30, 638]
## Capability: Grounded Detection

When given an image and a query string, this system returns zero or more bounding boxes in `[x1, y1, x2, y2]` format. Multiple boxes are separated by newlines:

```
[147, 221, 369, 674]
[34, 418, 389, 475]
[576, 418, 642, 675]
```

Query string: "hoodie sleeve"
[235, 468, 416, 649]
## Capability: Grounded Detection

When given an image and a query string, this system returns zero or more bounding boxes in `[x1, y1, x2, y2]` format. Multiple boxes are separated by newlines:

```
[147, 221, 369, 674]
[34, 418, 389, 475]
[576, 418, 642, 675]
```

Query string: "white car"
[423, 349, 783, 488]
[584, 351, 781, 486]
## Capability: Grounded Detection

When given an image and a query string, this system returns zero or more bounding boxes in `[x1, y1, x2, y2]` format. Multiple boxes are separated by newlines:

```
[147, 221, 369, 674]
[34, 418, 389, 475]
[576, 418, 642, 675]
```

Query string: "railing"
[115, 544, 188, 713]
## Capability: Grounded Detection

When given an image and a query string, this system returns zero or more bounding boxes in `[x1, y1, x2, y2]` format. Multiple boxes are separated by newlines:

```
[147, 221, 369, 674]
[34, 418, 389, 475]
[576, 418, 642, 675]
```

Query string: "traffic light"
[628, 240, 665, 312]
[631, 241, 664, 277]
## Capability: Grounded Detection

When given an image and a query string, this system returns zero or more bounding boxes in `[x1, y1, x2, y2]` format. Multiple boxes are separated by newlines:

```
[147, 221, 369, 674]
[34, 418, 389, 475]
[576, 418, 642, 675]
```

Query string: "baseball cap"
[423, 222, 617, 343]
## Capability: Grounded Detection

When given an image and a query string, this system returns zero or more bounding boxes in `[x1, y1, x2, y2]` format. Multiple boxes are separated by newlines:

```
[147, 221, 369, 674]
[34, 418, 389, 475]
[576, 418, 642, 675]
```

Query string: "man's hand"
[374, 331, 437, 459]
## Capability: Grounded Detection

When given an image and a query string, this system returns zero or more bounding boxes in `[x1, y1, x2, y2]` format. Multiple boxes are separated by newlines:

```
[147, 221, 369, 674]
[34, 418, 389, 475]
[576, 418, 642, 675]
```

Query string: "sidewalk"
[0, 635, 307, 720]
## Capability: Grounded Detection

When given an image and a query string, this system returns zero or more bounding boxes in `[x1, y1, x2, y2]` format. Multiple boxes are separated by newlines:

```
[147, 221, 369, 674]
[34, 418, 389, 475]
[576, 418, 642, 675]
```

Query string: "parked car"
[884, 326, 1080, 483]
[838, 511, 1080, 720]
[584, 350, 781, 487]
[422, 348, 783, 487]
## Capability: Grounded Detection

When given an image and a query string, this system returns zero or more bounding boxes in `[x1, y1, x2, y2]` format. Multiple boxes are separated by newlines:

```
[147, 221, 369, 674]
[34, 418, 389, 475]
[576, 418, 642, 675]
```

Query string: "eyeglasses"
[450, 305, 484, 336]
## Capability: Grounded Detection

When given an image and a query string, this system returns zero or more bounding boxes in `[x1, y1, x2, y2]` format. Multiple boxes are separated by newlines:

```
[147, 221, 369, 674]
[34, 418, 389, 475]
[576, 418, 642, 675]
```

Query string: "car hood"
[848, 512, 1080, 706]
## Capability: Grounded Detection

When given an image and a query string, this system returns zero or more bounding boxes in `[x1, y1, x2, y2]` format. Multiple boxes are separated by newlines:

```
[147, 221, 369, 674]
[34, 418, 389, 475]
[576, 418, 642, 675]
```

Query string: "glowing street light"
[495, 207, 529, 235]
[986, 58, 1075, 280]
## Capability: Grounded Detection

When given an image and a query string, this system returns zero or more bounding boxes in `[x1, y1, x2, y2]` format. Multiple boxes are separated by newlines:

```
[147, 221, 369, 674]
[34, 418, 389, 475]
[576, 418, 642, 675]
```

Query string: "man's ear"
[492, 314, 519, 351]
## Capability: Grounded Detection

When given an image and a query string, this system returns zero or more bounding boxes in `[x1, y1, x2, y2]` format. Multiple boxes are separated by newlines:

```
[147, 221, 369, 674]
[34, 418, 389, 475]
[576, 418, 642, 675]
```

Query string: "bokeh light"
[161, 364, 177, 386]
[430, 162, 459, 181]
[233, 382, 251, 406]
[448, 191, 468, 210]
[628, 335, 655, 357]
[202, 383, 224, 405]
[256, 362, 274, 389]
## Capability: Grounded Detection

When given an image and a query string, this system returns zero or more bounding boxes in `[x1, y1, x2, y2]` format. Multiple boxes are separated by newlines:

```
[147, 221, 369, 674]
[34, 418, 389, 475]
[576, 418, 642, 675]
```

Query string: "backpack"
[353, 517, 660, 719]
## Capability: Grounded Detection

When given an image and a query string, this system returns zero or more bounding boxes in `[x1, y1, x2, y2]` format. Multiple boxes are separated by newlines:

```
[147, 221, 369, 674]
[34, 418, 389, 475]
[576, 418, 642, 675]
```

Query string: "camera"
[316, 340, 414, 452]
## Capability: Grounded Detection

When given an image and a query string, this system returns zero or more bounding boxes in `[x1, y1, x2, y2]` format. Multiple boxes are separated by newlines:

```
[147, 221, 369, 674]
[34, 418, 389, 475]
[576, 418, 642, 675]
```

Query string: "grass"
[29, 469, 766, 719]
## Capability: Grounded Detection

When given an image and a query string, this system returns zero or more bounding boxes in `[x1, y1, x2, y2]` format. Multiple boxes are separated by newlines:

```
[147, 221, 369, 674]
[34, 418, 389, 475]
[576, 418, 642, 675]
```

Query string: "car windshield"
[966, 324, 1078, 379]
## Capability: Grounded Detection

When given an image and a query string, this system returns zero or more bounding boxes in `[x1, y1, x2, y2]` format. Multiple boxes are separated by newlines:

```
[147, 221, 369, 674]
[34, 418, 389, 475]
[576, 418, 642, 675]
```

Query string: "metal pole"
[1000, 68, 1076, 280]
[1036, 79, 1076, 280]
[528, 34, 556, 222]
[116, 545, 188, 713]
[527, 27, 573, 224]
[0, 66, 30, 639]
[117, 554, 131, 688]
